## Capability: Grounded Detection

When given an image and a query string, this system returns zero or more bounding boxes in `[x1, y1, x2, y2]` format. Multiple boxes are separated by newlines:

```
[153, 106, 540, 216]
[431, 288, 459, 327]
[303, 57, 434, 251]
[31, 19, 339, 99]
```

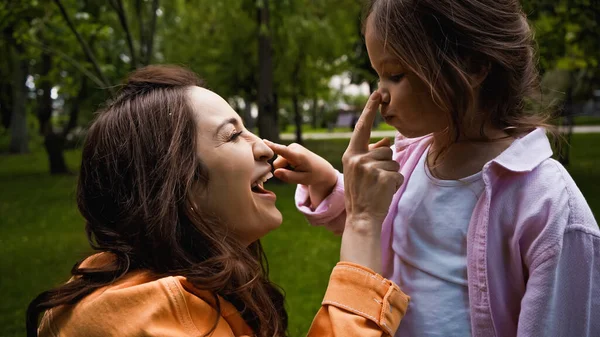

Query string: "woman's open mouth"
[251, 172, 276, 200]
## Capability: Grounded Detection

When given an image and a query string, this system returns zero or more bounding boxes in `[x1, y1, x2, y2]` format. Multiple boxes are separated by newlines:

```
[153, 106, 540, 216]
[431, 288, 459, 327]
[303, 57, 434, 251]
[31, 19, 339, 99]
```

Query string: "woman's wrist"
[340, 218, 382, 274]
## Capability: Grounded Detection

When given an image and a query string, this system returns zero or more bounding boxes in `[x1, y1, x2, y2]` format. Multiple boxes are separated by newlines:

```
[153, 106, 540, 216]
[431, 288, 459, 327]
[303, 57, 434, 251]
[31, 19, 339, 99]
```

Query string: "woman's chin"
[270, 209, 283, 229]
[245, 211, 282, 245]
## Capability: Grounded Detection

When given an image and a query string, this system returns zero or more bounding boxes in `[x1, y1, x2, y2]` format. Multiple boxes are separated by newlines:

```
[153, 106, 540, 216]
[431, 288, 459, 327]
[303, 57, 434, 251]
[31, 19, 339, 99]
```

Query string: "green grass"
[281, 122, 396, 134]
[281, 117, 600, 135]
[573, 115, 600, 126]
[1, 134, 599, 337]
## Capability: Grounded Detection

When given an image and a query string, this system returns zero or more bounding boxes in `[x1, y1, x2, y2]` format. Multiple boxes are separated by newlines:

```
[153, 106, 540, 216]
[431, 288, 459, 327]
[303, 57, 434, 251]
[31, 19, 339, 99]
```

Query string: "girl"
[26, 65, 409, 337]
[267, 0, 600, 336]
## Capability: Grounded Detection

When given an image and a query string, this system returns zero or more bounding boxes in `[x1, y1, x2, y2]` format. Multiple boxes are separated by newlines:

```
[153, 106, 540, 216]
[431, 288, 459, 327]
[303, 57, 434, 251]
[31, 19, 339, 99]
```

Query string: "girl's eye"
[389, 74, 405, 83]
[229, 130, 243, 142]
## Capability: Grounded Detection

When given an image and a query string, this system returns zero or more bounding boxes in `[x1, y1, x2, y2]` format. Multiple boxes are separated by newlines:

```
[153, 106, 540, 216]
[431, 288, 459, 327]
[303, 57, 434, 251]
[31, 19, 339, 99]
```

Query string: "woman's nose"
[253, 136, 275, 162]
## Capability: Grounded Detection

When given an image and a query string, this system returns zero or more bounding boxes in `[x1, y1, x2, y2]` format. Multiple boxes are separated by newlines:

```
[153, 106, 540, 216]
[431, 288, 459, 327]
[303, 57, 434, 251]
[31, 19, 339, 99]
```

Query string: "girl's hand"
[264, 140, 338, 208]
[340, 92, 404, 273]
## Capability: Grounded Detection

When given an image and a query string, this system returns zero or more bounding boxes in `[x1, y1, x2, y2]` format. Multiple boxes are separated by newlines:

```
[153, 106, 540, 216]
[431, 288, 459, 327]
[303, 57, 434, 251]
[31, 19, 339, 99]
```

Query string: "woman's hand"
[264, 140, 338, 208]
[340, 92, 404, 273]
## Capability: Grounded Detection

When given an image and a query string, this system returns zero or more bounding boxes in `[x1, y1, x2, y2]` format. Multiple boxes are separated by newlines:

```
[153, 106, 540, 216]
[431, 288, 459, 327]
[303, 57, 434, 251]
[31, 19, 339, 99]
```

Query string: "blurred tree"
[3, 0, 367, 167]
[272, 0, 362, 143]
[1, 0, 163, 171]
[257, 0, 280, 142]
[523, 0, 600, 165]
[0, 1, 41, 153]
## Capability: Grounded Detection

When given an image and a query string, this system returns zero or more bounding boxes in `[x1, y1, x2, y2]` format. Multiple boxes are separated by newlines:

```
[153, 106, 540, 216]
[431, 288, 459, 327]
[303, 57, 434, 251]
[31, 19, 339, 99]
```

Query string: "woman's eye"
[229, 130, 243, 141]
[389, 74, 405, 83]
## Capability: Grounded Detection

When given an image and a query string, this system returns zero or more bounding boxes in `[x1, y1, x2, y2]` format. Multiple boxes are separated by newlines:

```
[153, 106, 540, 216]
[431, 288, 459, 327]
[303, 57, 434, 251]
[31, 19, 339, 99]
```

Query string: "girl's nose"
[380, 88, 391, 105]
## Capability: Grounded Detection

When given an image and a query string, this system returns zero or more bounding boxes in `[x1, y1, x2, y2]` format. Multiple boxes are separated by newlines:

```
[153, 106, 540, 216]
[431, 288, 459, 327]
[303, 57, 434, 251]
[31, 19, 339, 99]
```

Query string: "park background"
[1, 1, 599, 336]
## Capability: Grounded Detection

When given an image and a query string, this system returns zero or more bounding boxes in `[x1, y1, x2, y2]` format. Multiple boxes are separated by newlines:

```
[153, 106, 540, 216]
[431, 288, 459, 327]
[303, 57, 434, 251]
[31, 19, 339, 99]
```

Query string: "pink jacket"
[296, 128, 600, 336]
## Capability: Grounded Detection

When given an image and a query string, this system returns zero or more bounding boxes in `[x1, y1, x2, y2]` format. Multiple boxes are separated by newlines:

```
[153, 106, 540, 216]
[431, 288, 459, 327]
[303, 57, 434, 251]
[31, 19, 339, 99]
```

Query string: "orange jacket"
[39, 262, 409, 337]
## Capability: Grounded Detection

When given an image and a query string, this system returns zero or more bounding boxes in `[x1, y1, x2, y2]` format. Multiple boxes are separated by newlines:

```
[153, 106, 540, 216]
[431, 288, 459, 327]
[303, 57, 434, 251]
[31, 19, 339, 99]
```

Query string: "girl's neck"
[428, 125, 514, 180]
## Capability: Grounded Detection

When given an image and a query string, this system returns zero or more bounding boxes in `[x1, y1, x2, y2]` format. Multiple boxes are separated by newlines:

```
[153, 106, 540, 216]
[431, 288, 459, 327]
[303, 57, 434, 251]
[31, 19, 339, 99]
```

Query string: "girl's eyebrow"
[372, 57, 403, 72]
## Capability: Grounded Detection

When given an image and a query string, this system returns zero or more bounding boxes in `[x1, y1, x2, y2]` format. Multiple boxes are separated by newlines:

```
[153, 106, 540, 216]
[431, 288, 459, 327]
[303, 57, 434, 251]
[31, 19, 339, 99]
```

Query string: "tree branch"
[63, 76, 87, 138]
[109, 0, 138, 69]
[144, 0, 159, 65]
[52, 0, 114, 94]
[27, 39, 107, 90]
[135, 0, 146, 61]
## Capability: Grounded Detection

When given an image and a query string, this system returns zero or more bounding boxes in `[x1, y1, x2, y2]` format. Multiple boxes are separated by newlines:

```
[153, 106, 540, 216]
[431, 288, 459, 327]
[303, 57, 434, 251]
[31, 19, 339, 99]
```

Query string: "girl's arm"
[517, 226, 600, 336]
[515, 172, 600, 336]
[295, 170, 347, 235]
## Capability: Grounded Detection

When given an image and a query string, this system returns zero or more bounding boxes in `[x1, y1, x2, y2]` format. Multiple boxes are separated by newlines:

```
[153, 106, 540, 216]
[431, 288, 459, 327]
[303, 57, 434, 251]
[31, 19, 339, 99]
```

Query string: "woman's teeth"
[251, 172, 273, 190]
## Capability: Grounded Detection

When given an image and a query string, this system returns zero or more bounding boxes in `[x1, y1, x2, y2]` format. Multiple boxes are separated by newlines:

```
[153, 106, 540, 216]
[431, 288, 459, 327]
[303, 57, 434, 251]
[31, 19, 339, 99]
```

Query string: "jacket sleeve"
[308, 262, 409, 337]
[517, 225, 600, 336]
[295, 170, 347, 235]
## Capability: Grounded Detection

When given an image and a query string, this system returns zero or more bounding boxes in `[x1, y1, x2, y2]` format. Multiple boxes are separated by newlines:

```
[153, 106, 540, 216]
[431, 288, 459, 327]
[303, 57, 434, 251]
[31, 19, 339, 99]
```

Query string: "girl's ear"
[467, 56, 491, 89]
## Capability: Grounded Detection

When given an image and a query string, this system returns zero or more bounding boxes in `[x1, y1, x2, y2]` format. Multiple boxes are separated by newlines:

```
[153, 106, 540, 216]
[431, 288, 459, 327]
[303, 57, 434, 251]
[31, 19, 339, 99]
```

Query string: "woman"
[26, 65, 408, 337]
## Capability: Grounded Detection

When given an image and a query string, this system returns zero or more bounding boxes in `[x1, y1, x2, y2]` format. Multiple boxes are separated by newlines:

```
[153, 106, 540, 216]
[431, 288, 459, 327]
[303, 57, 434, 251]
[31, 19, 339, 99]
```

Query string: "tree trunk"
[292, 93, 303, 145]
[558, 72, 575, 166]
[257, 0, 280, 143]
[311, 95, 318, 129]
[241, 98, 254, 130]
[0, 74, 13, 130]
[63, 76, 87, 138]
[9, 44, 29, 154]
[38, 51, 69, 174]
[44, 134, 69, 174]
[0, 54, 13, 129]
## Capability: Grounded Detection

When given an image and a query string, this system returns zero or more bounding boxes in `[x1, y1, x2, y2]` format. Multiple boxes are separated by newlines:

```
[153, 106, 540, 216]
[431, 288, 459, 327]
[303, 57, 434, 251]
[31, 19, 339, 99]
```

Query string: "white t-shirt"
[392, 146, 485, 337]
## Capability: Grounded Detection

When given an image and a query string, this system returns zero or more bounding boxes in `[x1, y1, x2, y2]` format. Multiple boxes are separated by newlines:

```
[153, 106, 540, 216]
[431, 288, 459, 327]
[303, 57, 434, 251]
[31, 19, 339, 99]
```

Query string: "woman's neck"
[428, 125, 514, 180]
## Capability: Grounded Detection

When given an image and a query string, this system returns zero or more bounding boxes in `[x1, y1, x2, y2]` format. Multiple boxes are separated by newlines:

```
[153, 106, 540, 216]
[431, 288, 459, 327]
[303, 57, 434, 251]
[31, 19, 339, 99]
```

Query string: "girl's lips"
[383, 114, 395, 123]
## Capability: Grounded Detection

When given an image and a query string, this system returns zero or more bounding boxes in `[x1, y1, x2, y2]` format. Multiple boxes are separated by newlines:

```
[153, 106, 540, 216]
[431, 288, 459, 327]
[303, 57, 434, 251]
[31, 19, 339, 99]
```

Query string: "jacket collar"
[394, 128, 553, 173]
[490, 128, 553, 172]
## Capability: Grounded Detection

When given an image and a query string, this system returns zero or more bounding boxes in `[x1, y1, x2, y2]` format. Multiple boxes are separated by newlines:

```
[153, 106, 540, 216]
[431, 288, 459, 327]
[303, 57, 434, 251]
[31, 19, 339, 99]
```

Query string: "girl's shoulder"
[489, 157, 598, 267]
[491, 156, 594, 226]
[392, 132, 432, 164]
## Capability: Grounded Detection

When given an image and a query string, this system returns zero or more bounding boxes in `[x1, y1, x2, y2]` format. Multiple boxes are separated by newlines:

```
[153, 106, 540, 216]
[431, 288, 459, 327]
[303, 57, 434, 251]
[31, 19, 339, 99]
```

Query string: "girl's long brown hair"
[365, 0, 550, 150]
[26, 65, 288, 337]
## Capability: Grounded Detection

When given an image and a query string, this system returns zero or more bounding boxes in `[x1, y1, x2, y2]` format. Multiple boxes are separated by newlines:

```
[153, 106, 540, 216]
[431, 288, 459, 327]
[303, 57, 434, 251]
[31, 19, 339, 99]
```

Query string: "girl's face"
[365, 16, 448, 138]
[187, 86, 281, 246]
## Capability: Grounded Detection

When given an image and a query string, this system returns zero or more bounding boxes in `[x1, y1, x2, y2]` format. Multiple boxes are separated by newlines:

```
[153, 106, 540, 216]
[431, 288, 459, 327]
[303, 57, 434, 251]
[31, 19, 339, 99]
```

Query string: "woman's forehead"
[187, 86, 237, 123]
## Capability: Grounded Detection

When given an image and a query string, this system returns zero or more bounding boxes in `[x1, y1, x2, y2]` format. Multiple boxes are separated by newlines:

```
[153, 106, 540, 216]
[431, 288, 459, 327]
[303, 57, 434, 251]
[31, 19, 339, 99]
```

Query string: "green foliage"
[524, 0, 599, 99]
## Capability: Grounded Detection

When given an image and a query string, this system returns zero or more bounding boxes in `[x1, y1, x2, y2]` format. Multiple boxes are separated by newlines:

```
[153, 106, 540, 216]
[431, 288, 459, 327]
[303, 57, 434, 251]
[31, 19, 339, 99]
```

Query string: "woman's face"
[187, 86, 281, 245]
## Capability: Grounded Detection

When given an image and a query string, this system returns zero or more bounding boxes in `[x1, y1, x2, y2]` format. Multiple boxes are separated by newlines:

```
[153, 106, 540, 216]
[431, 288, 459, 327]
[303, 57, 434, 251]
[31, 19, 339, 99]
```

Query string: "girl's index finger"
[263, 139, 296, 160]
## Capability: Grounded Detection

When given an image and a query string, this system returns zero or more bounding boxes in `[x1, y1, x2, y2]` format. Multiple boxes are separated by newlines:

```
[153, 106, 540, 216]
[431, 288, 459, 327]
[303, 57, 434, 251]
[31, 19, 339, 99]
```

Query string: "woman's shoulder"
[40, 271, 245, 337]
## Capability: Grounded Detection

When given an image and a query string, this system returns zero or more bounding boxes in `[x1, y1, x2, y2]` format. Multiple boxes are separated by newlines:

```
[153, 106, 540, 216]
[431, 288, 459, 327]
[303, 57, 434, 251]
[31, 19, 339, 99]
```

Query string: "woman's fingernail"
[371, 92, 381, 100]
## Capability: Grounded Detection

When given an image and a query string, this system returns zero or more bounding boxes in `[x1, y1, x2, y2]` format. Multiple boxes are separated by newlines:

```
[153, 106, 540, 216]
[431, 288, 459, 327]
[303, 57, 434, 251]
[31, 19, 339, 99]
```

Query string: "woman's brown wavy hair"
[26, 65, 288, 337]
[365, 0, 550, 151]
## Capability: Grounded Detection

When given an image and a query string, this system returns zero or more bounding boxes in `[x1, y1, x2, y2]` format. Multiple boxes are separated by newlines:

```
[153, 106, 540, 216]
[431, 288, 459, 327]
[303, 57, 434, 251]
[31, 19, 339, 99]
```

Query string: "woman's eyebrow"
[215, 117, 240, 135]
